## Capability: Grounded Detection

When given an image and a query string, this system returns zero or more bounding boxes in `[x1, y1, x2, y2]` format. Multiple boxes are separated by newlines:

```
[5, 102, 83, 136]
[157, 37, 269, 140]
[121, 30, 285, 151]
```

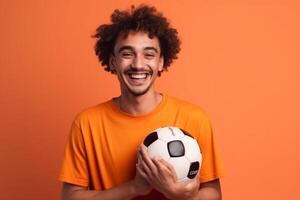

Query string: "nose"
[131, 54, 144, 70]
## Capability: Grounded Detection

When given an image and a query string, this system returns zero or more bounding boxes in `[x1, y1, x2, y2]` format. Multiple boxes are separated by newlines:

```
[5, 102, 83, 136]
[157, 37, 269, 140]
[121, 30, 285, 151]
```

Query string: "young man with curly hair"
[59, 5, 223, 200]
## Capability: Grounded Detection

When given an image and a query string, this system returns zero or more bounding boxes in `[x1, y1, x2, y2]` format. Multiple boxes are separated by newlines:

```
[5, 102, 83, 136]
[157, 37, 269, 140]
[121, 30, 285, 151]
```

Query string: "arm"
[61, 181, 135, 200]
[196, 179, 222, 200]
[61, 167, 152, 200]
[61, 180, 222, 200]
[170, 179, 222, 200]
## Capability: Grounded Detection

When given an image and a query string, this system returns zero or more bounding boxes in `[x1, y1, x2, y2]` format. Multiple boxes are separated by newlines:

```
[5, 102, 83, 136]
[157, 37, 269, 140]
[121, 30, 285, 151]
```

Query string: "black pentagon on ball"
[167, 140, 185, 157]
[180, 128, 194, 139]
[187, 161, 200, 179]
[143, 132, 158, 147]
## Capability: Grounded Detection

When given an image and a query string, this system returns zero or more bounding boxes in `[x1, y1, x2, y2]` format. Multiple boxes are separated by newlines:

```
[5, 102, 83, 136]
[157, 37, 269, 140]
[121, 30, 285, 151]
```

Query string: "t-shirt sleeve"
[197, 116, 224, 183]
[58, 120, 89, 187]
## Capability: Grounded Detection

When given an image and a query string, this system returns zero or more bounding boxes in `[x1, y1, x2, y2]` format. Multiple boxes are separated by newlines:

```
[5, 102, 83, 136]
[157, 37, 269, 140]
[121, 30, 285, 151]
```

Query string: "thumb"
[186, 178, 200, 191]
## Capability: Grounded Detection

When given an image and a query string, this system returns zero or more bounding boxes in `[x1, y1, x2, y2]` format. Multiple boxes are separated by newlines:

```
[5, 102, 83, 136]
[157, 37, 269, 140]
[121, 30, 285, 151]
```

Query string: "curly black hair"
[92, 5, 181, 75]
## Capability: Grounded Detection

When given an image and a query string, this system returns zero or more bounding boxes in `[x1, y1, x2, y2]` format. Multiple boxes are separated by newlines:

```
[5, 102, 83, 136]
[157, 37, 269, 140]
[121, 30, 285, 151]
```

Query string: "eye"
[144, 53, 155, 59]
[121, 52, 133, 58]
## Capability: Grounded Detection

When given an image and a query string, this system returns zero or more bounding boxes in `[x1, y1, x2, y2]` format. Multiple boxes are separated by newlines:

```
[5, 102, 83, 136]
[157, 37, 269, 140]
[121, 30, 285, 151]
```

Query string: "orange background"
[1, 0, 299, 199]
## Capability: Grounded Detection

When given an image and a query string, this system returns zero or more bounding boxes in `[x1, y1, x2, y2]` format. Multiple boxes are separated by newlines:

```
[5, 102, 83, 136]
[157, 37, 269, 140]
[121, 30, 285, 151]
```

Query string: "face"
[110, 31, 164, 97]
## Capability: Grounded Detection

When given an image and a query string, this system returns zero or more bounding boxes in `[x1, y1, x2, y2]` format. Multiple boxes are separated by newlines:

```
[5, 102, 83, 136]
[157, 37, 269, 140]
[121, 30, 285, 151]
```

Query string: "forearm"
[61, 180, 138, 200]
[167, 179, 222, 200]
[194, 187, 222, 200]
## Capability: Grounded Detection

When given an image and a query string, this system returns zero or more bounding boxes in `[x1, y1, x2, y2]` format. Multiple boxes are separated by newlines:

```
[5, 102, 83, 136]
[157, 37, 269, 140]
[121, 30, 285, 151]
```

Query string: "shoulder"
[72, 99, 113, 126]
[165, 95, 213, 140]
[166, 95, 211, 121]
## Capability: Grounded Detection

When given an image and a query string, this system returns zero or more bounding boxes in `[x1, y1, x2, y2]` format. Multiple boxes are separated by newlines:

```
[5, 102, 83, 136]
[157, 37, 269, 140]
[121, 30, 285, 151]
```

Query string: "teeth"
[129, 73, 147, 79]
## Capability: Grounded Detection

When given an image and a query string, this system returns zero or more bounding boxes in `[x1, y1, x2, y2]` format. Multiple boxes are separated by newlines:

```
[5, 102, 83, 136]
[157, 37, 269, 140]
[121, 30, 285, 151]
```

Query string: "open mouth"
[128, 73, 149, 79]
[127, 72, 152, 80]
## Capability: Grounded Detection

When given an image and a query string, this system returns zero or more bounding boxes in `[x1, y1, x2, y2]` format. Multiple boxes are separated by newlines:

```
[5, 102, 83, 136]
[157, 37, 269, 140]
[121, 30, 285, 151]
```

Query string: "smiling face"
[110, 31, 164, 97]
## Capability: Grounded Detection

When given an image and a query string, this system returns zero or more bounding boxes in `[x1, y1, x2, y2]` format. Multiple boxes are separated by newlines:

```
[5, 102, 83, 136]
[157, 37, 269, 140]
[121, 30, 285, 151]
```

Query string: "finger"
[136, 163, 149, 180]
[158, 159, 177, 176]
[195, 172, 201, 188]
[152, 157, 169, 174]
[137, 149, 143, 164]
[154, 158, 178, 182]
[186, 177, 200, 191]
[136, 146, 141, 161]
[196, 171, 200, 179]
[137, 161, 156, 187]
[138, 151, 152, 175]
[140, 145, 157, 173]
[158, 158, 172, 169]
[152, 157, 165, 173]
[139, 151, 159, 181]
[194, 170, 201, 184]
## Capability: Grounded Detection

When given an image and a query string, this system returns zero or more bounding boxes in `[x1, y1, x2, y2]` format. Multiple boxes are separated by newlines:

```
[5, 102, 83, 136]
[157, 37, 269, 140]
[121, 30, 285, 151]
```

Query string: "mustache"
[124, 67, 153, 75]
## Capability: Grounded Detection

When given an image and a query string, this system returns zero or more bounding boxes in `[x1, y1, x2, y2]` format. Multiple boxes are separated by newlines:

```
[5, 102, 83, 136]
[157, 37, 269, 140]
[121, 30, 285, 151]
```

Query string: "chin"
[127, 86, 152, 96]
[129, 89, 149, 96]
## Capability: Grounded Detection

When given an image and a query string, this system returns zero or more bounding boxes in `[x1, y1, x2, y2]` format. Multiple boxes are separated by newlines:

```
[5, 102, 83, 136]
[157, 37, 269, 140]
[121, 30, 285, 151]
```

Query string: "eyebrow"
[118, 46, 133, 53]
[118, 46, 159, 53]
[144, 47, 158, 53]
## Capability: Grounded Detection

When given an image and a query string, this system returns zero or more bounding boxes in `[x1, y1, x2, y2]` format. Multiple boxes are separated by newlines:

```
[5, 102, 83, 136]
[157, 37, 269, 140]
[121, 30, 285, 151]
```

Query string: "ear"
[158, 56, 164, 72]
[109, 55, 116, 74]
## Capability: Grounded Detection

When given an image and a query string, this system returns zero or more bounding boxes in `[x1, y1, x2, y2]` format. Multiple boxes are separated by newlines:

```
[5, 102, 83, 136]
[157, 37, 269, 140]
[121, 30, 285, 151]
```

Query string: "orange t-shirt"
[58, 94, 223, 199]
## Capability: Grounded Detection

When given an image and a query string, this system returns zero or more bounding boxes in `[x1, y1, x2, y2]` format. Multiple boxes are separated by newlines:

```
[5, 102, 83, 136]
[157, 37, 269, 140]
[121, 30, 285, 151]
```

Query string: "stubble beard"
[125, 78, 155, 97]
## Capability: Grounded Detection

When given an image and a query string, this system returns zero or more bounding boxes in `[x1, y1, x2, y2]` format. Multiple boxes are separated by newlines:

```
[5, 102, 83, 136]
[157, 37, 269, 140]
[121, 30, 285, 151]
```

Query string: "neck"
[116, 91, 163, 116]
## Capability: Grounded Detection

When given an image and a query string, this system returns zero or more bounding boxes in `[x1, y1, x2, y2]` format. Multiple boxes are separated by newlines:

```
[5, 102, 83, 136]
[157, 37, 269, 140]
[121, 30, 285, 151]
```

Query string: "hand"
[137, 145, 200, 199]
[131, 149, 152, 196]
[171, 177, 201, 200]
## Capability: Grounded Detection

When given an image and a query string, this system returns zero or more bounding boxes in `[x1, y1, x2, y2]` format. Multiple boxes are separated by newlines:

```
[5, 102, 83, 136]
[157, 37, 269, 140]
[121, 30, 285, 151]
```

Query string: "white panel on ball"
[168, 157, 190, 180]
[156, 127, 185, 142]
[145, 139, 170, 162]
[181, 136, 202, 162]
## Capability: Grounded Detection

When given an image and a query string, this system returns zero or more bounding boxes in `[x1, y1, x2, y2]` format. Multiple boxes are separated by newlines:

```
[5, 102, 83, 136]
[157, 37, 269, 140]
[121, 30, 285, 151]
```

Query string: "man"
[59, 5, 223, 200]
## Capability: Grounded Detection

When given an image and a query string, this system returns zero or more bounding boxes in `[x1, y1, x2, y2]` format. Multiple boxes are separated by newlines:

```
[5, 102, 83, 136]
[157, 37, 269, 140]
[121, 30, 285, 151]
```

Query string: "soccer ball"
[142, 126, 202, 183]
